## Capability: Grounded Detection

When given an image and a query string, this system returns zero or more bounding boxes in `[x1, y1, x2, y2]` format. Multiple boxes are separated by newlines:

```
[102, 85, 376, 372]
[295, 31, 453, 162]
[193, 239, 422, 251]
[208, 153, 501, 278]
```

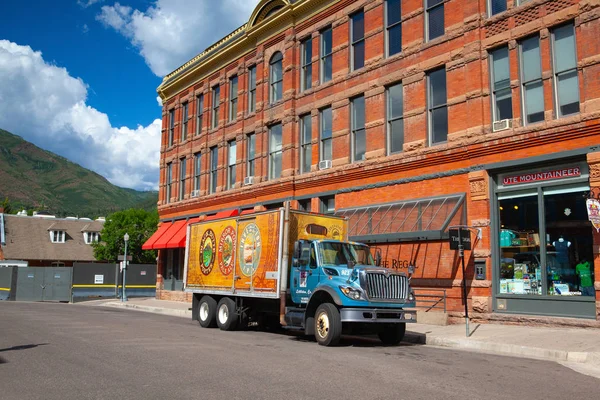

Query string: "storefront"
[491, 160, 596, 318]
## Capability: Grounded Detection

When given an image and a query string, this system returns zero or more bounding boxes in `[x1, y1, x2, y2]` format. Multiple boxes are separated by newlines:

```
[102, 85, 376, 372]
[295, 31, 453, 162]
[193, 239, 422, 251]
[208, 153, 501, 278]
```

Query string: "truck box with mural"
[184, 205, 416, 346]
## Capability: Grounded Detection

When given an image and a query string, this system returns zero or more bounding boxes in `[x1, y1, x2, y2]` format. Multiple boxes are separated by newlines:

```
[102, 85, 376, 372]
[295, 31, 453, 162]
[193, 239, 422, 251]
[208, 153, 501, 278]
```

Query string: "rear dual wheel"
[216, 297, 239, 331]
[198, 296, 217, 328]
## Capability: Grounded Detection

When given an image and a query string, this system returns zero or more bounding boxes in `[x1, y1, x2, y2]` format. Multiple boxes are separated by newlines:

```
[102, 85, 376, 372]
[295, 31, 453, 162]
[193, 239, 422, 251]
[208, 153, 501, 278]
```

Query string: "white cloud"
[78, 0, 104, 8]
[97, 0, 261, 76]
[156, 96, 163, 107]
[0, 40, 161, 191]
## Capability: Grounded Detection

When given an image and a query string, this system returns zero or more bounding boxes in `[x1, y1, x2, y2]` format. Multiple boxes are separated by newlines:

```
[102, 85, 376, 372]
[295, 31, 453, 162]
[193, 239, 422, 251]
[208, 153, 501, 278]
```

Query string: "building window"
[351, 95, 366, 162]
[195, 94, 203, 136]
[301, 38, 313, 91]
[166, 162, 172, 203]
[300, 114, 312, 173]
[168, 109, 174, 147]
[551, 23, 579, 117]
[488, 0, 507, 16]
[270, 52, 283, 103]
[320, 27, 333, 83]
[228, 140, 236, 189]
[193, 152, 201, 193]
[269, 123, 283, 179]
[50, 230, 65, 243]
[387, 83, 404, 154]
[84, 232, 100, 244]
[320, 107, 332, 162]
[298, 198, 311, 212]
[229, 76, 238, 121]
[179, 157, 186, 201]
[181, 102, 188, 141]
[350, 11, 365, 71]
[248, 66, 256, 113]
[386, 0, 402, 57]
[247, 133, 256, 177]
[519, 36, 544, 124]
[210, 146, 218, 194]
[212, 85, 220, 129]
[320, 196, 335, 215]
[427, 67, 448, 144]
[490, 46, 513, 122]
[425, 0, 444, 41]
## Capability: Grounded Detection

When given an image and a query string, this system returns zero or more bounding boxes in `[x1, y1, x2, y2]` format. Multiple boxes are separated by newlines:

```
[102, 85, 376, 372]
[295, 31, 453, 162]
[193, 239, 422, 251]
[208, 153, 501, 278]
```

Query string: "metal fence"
[413, 288, 447, 312]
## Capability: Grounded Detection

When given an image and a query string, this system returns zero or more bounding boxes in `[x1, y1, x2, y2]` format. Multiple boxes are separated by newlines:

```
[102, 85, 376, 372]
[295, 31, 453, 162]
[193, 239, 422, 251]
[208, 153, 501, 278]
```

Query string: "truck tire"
[198, 296, 217, 328]
[216, 297, 239, 331]
[314, 303, 342, 346]
[378, 323, 406, 345]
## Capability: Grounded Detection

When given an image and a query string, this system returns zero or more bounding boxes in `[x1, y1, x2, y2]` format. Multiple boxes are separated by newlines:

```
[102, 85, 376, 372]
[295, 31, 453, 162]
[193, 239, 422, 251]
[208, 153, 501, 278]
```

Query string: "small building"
[0, 211, 105, 267]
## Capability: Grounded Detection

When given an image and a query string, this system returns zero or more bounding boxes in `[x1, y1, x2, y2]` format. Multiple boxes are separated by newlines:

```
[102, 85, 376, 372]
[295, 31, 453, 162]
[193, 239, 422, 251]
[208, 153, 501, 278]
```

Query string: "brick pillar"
[156, 249, 165, 299]
[586, 152, 600, 320]
[468, 170, 492, 314]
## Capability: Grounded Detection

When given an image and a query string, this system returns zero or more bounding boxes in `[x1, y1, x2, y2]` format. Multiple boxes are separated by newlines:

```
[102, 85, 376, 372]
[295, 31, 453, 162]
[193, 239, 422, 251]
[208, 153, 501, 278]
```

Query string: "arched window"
[269, 52, 283, 103]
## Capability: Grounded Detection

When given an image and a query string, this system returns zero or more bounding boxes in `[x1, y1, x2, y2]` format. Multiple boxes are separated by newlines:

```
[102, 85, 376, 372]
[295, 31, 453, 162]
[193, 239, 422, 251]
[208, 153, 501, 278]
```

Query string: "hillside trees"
[93, 208, 158, 264]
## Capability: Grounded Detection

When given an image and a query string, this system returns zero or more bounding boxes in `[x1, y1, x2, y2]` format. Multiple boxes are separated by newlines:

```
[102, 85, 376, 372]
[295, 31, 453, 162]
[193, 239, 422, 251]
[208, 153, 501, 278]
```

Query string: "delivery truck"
[184, 204, 416, 346]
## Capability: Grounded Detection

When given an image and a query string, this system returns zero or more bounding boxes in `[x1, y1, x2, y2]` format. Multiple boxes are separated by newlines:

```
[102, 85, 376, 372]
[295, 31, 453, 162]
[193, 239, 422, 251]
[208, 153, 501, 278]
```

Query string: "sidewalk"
[92, 297, 600, 372]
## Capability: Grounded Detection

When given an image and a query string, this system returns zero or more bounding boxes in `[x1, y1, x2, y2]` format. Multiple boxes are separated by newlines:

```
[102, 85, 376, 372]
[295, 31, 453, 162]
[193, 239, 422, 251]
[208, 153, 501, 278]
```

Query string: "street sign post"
[449, 226, 473, 337]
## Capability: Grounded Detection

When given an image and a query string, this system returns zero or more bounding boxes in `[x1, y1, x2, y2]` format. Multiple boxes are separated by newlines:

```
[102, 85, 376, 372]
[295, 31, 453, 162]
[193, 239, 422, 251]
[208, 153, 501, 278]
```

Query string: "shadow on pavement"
[0, 343, 49, 353]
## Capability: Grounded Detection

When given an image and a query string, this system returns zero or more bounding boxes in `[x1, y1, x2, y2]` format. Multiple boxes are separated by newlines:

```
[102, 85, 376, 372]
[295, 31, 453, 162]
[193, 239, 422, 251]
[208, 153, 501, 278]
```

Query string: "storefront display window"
[499, 192, 542, 295]
[496, 167, 594, 298]
[543, 187, 594, 296]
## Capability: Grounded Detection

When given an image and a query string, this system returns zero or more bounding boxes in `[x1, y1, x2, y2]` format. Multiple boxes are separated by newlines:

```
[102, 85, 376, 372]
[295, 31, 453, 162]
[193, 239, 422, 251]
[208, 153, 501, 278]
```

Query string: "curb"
[103, 302, 193, 319]
[406, 331, 600, 366]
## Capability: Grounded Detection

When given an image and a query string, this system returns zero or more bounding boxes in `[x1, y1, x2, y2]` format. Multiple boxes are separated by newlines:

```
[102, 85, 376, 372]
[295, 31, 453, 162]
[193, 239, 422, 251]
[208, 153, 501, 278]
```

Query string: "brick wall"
[153, 0, 600, 317]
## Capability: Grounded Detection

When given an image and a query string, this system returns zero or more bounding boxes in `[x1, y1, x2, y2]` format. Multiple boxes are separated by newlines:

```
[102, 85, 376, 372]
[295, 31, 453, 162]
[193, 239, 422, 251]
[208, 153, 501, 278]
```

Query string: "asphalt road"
[1, 302, 599, 400]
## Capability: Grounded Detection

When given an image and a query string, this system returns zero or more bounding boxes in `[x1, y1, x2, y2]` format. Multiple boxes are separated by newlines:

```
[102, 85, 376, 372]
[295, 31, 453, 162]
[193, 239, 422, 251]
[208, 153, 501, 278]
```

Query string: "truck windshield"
[318, 242, 374, 267]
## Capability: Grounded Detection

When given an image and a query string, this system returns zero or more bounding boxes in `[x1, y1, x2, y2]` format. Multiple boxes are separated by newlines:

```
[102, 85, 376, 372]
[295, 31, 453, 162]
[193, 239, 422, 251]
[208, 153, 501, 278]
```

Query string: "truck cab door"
[290, 241, 319, 305]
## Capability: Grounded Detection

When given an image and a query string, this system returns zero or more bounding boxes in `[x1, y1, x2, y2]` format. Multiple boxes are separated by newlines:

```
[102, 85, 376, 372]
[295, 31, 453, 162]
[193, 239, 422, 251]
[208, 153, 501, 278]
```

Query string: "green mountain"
[0, 128, 158, 217]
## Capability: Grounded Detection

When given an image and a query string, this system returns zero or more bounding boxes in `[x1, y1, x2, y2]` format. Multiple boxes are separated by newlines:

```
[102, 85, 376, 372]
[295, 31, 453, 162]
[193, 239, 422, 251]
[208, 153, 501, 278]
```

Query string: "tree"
[1, 197, 12, 214]
[92, 208, 159, 264]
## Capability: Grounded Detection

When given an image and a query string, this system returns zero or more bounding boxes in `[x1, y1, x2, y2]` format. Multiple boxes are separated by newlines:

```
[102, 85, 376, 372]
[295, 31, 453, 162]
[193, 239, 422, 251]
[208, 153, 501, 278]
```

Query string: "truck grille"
[364, 272, 408, 300]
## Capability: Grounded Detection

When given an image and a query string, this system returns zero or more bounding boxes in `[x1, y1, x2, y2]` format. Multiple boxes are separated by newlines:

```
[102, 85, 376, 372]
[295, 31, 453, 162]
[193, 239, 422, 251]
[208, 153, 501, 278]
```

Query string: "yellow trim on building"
[0, 288, 10, 291]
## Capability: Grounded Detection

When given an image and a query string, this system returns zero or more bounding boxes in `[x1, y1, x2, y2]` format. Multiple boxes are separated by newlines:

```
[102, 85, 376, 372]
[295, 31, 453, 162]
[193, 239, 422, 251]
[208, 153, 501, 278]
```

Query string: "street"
[0, 302, 598, 400]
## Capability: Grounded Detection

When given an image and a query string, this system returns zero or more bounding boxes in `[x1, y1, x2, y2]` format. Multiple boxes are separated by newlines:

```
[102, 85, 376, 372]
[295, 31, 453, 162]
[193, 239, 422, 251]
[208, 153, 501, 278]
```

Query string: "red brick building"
[146, 0, 600, 324]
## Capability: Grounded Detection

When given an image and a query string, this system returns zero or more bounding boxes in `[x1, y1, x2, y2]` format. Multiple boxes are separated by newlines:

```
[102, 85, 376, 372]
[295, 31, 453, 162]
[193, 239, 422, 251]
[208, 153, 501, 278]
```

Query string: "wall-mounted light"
[500, 206, 504, 210]
[514, 205, 519, 210]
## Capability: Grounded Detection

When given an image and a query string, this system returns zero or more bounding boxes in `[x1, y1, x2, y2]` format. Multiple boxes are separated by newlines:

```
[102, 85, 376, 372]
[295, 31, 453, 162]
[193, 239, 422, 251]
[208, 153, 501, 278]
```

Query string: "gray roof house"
[0, 211, 105, 267]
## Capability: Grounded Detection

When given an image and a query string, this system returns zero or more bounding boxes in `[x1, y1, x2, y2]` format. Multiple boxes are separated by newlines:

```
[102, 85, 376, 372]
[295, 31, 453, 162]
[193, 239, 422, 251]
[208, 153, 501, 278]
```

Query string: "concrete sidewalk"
[88, 297, 600, 371]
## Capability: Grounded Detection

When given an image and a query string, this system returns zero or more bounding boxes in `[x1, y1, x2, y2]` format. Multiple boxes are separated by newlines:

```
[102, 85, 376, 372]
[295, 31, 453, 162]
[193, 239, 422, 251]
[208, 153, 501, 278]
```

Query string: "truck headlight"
[408, 290, 415, 302]
[340, 286, 365, 301]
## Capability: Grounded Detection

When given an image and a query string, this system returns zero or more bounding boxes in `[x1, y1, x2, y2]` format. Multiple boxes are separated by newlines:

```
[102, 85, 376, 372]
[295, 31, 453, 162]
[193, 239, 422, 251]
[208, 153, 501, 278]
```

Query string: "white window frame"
[385, 0, 402, 57]
[300, 114, 312, 173]
[551, 23, 580, 118]
[196, 94, 204, 136]
[248, 66, 256, 113]
[229, 76, 238, 122]
[425, 0, 445, 42]
[227, 140, 237, 189]
[211, 86, 220, 129]
[320, 27, 333, 83]
[350, 10, 365, 72]
[181, 102, 188, 141]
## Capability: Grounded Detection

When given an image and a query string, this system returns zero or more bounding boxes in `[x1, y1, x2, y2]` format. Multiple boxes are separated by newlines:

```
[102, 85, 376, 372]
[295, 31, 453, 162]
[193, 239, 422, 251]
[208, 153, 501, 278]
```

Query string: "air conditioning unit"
[492, 119, 512, 132]
[191, 190, 200, 198]
[318, 160, 332, 170]
[244, 176, 255, 186]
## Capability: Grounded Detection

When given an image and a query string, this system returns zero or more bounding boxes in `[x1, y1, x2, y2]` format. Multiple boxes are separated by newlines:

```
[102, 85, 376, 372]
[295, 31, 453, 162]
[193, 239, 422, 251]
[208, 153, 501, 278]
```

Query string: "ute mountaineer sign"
[586, 199, 600, 232]
[503, 167, 581, 185]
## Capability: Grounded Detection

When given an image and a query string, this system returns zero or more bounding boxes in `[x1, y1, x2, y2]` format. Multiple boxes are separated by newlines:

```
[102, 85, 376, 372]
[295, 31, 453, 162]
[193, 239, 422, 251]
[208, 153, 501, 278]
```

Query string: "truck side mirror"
[375, 249, 382, 266]
[293, 241, 301, 260]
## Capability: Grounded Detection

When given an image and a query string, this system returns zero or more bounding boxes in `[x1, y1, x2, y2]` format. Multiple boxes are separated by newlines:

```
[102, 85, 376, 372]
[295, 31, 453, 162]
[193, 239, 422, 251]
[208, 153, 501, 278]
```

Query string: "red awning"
[204, 209, 239, 221]
[152, 220, 186, 250]
[167, 218, 200, 249]
[142, 223, 172, 250]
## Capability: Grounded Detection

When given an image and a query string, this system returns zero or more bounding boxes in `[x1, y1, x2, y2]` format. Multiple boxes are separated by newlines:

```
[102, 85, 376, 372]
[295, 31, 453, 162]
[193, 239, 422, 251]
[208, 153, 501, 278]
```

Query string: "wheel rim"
[316, 310, 330, 339]
[218, 304, 229, 325]
[199, 302, 209, 321]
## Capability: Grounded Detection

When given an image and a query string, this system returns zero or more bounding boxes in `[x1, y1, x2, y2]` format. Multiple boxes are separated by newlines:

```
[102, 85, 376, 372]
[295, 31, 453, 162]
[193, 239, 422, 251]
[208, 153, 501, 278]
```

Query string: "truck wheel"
[198, 296, 217, 328]
[314, 303, 342, 346]
[216, 297, 238, 331]
[378, 323, 406, 345]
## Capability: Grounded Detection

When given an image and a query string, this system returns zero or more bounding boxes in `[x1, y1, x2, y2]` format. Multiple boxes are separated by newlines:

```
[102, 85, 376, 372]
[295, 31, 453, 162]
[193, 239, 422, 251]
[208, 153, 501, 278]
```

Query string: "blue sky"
[0, 0, 259, 190]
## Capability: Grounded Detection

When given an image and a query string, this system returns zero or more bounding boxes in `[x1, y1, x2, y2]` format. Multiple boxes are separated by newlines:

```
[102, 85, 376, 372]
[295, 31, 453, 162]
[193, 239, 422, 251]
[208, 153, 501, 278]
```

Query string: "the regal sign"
[503, 167, 581, 186]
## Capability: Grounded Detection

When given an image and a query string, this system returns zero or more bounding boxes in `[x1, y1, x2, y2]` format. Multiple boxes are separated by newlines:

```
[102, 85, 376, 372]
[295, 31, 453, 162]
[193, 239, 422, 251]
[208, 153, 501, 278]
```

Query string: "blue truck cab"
[285, 239, 416, 346]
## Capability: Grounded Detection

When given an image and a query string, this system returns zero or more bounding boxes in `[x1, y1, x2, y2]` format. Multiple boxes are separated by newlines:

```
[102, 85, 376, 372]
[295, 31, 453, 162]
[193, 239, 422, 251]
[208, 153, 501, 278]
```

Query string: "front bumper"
[340, 308, 417, 323]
